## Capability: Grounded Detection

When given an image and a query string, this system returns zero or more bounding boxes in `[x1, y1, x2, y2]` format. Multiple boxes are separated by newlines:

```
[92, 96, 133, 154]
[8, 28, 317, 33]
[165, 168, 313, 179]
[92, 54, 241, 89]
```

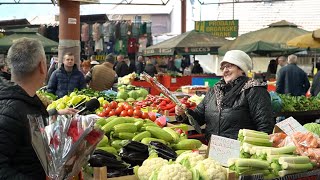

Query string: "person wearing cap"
[175, 50, 274, 140]
[276, 54, 310, 96]
[85, 54, 117, 91]
[47, 52, 86, 98]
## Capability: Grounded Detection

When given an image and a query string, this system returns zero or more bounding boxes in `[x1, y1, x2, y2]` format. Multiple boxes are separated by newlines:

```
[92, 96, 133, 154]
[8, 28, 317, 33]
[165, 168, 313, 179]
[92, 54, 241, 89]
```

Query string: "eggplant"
[93, 149, 117, 159]
[119, 148, 148, 166]
[88, 154, 129, 169]
[122, 140, 149, 153]
[154, 148, 177, 160]
[149, 141, 177, 157]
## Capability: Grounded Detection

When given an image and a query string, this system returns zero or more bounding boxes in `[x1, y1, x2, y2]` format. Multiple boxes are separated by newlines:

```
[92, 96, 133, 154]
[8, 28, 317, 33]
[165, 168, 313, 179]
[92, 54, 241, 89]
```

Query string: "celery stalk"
[242, 129, 270, 139]
[243, 136, 272, 147]
[242, 129, 268, 135]
[266, 146, 296, 155]
[235, 159, 269, 169]
[267, 154, 296, 163]
[278, 169, 306, 177]
[280, 162, 313, 171]
[278, 156, 310, 164]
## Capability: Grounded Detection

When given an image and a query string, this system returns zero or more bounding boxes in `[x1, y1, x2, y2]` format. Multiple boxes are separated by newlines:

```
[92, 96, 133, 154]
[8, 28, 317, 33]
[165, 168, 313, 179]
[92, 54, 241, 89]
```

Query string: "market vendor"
[175, 50, 275, 140]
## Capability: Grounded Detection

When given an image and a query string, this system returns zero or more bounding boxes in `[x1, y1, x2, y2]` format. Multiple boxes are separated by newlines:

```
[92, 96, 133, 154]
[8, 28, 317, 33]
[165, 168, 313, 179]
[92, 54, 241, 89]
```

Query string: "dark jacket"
[177, 78, 274, 140]
[47, 64, 86, 98]
[0, 71, 11, 81]
[191, 64, 203, 74]
[144, 64, 157, 77]
[0, 78, 48, 179]
[311, 71, 320, 96]
[136, 61, 145, 75]
[276, 64, 310, 96]
[115, 61, 130, 77]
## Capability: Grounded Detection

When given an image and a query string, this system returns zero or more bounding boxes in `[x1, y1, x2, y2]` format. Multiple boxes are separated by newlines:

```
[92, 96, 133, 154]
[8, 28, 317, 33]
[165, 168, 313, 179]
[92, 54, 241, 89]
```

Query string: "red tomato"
[149, 114, 156, 122]
[108, 110, 116, 116]
[109, 101, 118, 109]
[127, 109, 134, 116]
[120, 110, 128, 117]
[134, 106, 141, 111]
[104, 107, 111, 115]
[98, 112, 106, 117]
[141, 112, 149, 119]
[115, 106, 123, 115]
[124, 104, 133, 111]
[133, 110, 142, 118]
[102, 103, 109, 109]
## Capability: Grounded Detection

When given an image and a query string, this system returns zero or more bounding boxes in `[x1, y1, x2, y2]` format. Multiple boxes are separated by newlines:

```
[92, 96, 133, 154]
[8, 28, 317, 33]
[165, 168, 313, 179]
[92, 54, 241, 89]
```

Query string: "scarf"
[214, 76, 249, 110]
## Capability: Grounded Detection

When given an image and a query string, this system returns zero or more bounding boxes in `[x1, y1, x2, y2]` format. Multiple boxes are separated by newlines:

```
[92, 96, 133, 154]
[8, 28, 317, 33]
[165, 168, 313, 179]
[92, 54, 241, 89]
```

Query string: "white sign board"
[275, 117, 308, 136]
[68, 18, 77, 25]
[207, 134, 240, 167]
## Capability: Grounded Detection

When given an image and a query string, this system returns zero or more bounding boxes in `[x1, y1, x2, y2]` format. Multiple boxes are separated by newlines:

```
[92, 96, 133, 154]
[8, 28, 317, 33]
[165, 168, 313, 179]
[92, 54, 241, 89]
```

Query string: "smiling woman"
[176, 50, 275, 142]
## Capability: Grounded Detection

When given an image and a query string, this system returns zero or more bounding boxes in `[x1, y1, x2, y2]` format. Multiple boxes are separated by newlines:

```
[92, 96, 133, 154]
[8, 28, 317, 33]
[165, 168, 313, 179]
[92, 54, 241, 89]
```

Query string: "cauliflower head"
[137, 157, 168, 180]
[157, 163, 192, 180]
[194, 158, 227, 180]
[176, 151, 204, 169]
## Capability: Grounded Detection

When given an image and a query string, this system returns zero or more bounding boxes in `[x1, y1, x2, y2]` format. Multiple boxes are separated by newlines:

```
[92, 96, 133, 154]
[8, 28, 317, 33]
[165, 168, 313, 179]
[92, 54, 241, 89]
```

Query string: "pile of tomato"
[97, 101, 157, 121]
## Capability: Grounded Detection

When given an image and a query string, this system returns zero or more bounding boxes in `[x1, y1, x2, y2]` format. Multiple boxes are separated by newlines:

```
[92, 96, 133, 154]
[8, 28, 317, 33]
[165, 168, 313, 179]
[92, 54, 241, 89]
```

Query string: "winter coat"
[276, 64, 310, 96]
[47, 64, 86, 98]
[88, 62, 116, 91]
[115, 61, 130, 77]
[311, 71, 320, 96]
[144, 64, 157, 77]
[0, 78, 48, 179]
[177, 78, 275, 140]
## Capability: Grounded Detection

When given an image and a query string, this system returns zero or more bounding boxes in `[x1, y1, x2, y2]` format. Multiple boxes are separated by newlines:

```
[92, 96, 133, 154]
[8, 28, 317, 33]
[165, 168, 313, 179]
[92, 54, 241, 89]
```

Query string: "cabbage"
[303, 123, 320, 136]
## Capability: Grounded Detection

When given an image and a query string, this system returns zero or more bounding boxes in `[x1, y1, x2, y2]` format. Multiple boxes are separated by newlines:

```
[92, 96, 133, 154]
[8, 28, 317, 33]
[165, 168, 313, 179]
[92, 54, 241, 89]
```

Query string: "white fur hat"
[220, 50, 252, 75]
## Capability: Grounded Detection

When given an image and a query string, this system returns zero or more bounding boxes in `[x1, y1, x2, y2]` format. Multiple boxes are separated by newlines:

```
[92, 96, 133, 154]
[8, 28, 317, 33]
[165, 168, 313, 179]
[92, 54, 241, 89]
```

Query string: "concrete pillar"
[58, 0, 81, 68]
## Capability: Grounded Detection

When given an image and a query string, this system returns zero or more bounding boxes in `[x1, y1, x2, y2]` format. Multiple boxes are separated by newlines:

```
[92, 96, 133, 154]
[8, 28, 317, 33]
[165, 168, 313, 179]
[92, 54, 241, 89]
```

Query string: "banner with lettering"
[195, 20, 239, 38]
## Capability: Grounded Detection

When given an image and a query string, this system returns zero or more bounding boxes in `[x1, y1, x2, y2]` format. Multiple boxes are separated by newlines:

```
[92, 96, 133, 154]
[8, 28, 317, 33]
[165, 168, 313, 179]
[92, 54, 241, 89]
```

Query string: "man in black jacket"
[0, 38, 49, 179]
[115, 55, 130, 77]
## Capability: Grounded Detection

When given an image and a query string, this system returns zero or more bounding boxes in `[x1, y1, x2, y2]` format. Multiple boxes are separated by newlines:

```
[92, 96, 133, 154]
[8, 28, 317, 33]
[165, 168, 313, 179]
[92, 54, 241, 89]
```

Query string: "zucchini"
[96, 146, 118, 155]
[111, 140, 124, 150]
[101, 117, 136, 133]
[172, 139, 202, 150]
[146, 126, 173, 142]
[132, 131, 151, 142]
[141, 137, 167, 145]
[114, 132, 135, 140]
[113, 123, 137, 133]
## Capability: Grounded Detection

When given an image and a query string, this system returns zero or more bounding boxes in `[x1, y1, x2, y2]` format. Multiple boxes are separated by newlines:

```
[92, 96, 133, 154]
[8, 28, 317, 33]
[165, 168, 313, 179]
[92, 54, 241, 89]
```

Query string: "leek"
[278, 169, 306, 177]
[235, 159, 269, 169]
[266, 146, 296, 155]
[243, 136, 272, 147]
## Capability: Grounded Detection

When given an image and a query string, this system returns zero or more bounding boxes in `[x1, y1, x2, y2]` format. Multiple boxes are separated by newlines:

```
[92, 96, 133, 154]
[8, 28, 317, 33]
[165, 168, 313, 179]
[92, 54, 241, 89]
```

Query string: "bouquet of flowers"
[28, 114, 104, 180]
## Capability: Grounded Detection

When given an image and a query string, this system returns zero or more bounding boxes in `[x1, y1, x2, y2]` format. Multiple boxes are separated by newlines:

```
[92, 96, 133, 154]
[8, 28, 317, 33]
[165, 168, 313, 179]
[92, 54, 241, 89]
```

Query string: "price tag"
[68, 18, 77, 24]
[171, 78, 177, 83]
[275, 117, 308, 136]
[207, 134, 240, 167]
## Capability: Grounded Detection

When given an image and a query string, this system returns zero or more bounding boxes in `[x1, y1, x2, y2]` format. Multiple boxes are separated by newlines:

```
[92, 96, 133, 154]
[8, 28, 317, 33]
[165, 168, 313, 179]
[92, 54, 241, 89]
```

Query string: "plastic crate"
[204, 78, 220, 87]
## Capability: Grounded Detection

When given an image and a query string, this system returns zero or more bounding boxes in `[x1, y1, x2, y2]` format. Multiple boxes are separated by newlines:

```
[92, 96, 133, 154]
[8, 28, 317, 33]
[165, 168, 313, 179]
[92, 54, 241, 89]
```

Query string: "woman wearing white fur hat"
[176, 50, 275, 141]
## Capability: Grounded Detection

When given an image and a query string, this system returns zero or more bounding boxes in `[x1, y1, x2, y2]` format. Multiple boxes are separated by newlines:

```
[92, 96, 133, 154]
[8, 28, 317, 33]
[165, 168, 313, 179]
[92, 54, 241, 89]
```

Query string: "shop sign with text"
[195, 20, 239, 38]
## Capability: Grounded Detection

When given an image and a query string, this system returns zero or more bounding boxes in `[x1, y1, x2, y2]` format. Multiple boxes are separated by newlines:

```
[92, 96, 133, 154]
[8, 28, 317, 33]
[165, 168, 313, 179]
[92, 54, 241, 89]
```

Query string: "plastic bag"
[28, 114, 104, 180]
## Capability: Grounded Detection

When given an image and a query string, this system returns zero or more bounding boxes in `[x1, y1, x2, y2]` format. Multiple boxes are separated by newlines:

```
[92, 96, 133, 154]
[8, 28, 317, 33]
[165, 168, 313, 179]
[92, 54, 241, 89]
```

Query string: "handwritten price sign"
[208, 135, 240, 166]
[276, 117, 308, 136]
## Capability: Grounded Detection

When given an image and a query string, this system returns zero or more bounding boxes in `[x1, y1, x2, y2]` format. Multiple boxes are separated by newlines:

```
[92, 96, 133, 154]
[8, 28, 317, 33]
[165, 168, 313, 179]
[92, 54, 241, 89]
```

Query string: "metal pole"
[181, 0, 187, 33]
[233, 0, 235, 20]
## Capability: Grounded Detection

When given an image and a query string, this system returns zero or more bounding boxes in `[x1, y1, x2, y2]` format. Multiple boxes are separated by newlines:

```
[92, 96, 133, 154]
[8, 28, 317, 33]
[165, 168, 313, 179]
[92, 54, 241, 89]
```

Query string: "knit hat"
[220, 50, 253, 75]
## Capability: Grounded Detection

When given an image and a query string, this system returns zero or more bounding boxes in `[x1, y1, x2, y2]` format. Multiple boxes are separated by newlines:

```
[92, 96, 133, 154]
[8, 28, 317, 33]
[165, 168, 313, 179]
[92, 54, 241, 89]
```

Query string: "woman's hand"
[57, 108, 79, 115]
[175, 104, 186, 116]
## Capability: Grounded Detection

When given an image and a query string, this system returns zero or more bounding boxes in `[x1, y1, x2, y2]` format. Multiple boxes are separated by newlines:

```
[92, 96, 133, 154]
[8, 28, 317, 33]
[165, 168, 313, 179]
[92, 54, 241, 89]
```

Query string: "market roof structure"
[0, 32, 58, 53]
[144, 30, 228, 56]
[218, 20, 309, 56]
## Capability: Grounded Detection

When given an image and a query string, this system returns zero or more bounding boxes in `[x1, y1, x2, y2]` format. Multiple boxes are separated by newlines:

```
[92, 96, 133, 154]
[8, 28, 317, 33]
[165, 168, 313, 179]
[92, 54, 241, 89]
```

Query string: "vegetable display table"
[275, 110, 320, 125]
